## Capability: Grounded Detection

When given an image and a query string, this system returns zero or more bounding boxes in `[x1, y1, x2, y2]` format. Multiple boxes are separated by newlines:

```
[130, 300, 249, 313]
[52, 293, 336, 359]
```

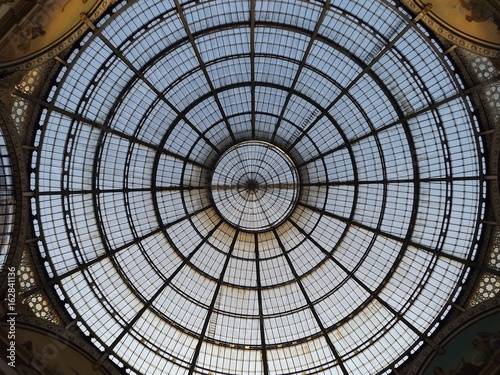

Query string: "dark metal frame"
[20, 0, 496, 374]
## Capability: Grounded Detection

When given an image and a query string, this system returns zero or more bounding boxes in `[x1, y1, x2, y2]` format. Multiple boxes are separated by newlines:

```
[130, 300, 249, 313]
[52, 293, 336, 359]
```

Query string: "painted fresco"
[427, 0, 500, 48]
[0, 324, 110, 375]
[424, 312, 500, 375]
[0, 0, 100, 64]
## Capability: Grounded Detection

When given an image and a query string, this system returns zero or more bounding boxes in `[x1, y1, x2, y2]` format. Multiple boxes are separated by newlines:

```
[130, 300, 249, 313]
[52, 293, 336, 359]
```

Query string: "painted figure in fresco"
[7, 0, 89, 54]
[29, 21, 46, 39]
[471, 331, 500, 365]
[433, 330, 500, 375]
[459, 0, 500, 31]
[433, 359, 485, 375]
[433, 366, 448, 375]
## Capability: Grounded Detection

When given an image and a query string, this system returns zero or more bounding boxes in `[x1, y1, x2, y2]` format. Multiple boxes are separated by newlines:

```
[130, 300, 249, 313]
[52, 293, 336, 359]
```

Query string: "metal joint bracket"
[80, 13, 96, 31]
[54, 56, 70, 67]
[413, 3, 433, 22]
[477, 129, 495, 136]
[93, 353, 107, 370]
[481, 220, 498, 226]
[442, 45, 458, 55]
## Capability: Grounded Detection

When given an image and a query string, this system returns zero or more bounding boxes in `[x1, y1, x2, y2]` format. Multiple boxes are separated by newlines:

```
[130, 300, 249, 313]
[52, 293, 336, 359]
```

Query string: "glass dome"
[0, 127, 14, 275]
[211, 140, 300, 232]
[32, 0, 486, 374]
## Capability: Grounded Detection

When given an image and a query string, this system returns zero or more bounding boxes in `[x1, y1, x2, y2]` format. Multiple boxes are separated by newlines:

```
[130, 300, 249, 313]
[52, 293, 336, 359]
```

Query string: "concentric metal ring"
[211, 141, 300, 232]
[31, 1, 486, 374]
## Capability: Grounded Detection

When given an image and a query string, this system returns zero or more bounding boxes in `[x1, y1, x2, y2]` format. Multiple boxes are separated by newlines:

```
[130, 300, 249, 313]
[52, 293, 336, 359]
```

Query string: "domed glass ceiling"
[0, 127, 14, 274]
[32, 0, 486, 374]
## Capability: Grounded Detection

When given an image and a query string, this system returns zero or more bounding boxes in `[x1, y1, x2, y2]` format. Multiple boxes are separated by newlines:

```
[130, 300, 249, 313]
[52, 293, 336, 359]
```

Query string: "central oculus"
[211, 141, 300, 232]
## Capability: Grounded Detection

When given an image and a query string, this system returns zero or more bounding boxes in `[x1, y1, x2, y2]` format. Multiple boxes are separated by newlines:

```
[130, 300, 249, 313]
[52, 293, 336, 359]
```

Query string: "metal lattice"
[0, 126, 14, 276]
[29, 1, 487, 374]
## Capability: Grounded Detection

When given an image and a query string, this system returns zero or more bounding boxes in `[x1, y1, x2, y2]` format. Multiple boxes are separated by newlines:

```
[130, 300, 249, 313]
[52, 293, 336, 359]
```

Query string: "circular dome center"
[244, 179, 259, 192]
[211, 141, 300, 232]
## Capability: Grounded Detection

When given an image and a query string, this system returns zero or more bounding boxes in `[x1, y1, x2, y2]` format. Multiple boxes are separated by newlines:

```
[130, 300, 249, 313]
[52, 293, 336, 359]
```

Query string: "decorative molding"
[403, 297, 500, 374]
[491, 128, 500, 224]
[400, 0, 500, 58]
[0, 0, 117, 74]
[2, 315, 123, 375]
[0, 101, 28, 297]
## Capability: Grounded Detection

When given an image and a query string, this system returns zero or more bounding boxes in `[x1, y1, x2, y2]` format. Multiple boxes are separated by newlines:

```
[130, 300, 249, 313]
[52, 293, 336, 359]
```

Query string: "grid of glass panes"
[33, 0, 485, 374]
[0, 128, 14, 275]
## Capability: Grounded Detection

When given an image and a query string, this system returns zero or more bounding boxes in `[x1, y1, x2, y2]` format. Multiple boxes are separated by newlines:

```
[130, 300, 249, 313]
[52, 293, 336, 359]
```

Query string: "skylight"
[31, 0, 486, 374]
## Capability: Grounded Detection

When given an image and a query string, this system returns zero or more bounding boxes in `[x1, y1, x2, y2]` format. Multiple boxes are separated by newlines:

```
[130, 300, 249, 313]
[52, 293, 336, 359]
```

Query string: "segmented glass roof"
[32, 0, 486, 374]
[0, 127, 14, 275]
